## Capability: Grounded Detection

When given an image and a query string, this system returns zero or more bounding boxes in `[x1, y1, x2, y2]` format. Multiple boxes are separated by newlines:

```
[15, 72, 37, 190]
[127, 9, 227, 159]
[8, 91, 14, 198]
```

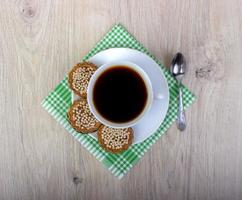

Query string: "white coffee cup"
[87, 61, 153, 128]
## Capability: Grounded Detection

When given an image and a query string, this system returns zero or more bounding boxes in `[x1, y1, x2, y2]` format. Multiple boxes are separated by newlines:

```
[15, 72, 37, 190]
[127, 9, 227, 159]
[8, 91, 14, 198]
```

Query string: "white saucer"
[72, 48, 169, 144]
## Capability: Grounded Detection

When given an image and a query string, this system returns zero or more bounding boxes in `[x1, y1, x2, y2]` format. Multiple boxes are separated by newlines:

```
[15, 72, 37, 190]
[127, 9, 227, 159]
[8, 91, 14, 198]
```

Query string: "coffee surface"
[93, 66, 148, 123]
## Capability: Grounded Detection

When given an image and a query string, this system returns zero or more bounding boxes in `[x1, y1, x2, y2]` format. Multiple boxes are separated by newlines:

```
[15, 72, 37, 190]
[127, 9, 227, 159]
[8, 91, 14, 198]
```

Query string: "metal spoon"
[170, 52, 186, 131]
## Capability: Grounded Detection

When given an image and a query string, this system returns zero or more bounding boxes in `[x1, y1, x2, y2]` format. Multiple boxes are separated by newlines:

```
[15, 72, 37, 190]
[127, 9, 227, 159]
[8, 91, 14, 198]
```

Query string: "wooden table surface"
[1, 0, 242, 199]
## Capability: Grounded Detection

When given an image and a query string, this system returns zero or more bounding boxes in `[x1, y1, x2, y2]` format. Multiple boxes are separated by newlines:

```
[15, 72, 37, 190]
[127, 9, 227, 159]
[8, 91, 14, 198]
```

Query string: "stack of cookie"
[67, 62, 133, 153]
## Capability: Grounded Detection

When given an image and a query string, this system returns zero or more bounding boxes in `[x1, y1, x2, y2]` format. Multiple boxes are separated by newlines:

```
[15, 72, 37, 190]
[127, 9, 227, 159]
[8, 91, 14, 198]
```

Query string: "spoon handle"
[177, 84, 186, 131]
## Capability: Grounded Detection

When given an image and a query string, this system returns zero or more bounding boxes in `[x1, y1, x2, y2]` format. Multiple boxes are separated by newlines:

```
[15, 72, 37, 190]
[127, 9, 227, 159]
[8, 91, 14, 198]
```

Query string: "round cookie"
[67, 99, 101, 133]
[97, 125, 133, 153]
[68, 62, 97, 98]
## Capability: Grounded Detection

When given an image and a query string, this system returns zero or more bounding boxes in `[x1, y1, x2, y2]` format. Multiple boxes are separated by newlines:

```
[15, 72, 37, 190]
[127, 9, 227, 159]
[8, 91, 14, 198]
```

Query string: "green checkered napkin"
[42, 24, 195, 179]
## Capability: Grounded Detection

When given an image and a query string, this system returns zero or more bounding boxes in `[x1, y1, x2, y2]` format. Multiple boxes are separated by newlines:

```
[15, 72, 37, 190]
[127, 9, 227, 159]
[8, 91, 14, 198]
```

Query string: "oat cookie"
[97, 125, 133, 153]
[68, 62, 97, 98]
[67, 99, 101, 133]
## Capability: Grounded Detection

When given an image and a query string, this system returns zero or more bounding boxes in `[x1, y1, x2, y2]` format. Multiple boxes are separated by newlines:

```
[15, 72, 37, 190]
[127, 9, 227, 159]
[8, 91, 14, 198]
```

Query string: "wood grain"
[0, 0, 242, 199]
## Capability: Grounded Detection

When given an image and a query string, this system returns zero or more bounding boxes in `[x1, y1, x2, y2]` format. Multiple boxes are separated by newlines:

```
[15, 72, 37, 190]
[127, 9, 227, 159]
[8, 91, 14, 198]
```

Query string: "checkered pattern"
[41, 24, 195, 179]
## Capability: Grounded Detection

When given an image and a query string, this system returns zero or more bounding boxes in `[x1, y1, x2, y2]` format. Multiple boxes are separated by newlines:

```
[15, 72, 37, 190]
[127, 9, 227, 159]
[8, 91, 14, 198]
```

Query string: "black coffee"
[93, 66, 148, 123]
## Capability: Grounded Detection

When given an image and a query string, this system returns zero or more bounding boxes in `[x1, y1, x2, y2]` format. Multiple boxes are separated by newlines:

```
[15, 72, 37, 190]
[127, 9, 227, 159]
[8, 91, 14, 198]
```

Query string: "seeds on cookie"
[67, 99, 101, 133]
[68, 62, 97, 98]
[97, 125, 133, 153]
